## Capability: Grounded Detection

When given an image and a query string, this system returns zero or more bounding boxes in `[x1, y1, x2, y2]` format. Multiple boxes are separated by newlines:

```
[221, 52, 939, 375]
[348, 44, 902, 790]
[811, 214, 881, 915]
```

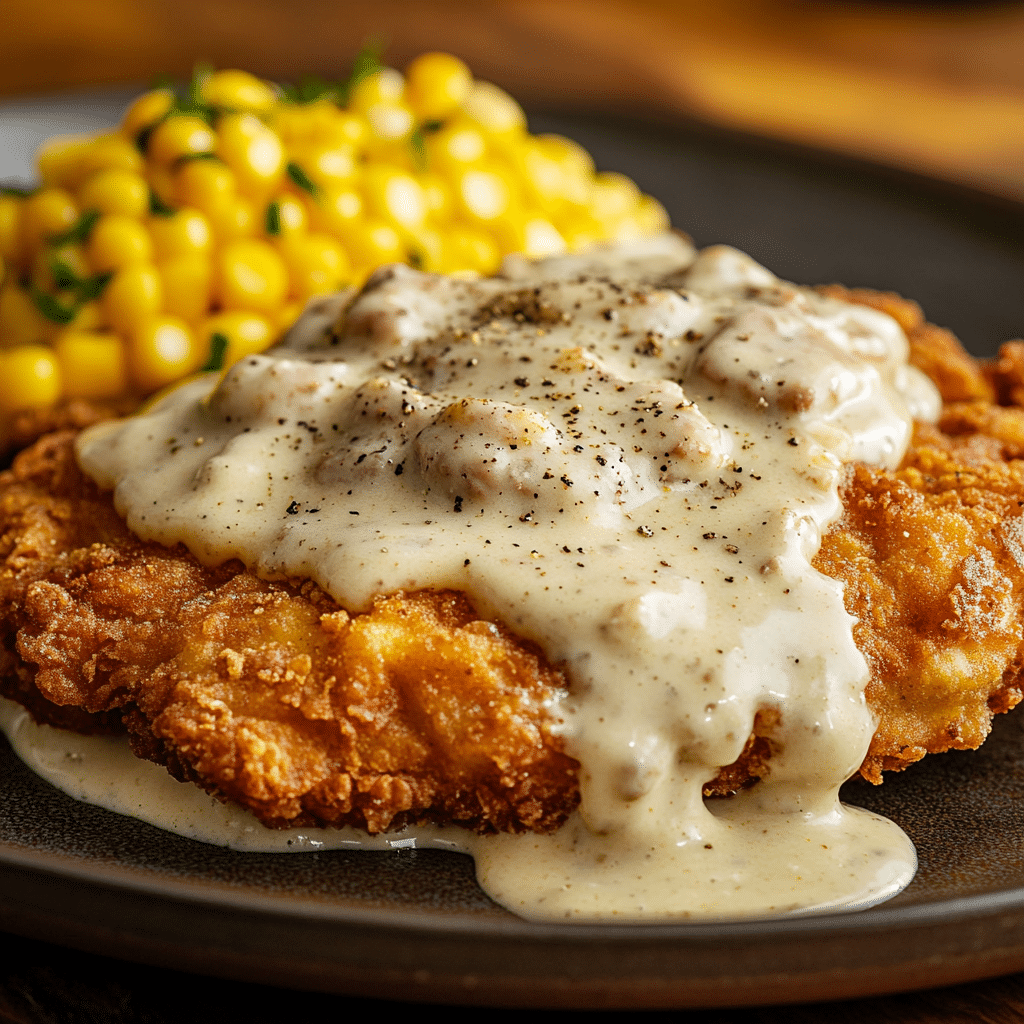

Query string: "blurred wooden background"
[2, 0, 1024, 201]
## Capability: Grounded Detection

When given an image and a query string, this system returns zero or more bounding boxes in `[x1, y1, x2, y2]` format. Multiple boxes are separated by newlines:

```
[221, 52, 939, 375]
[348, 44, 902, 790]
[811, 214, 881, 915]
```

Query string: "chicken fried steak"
[2, 284, 1024, 838]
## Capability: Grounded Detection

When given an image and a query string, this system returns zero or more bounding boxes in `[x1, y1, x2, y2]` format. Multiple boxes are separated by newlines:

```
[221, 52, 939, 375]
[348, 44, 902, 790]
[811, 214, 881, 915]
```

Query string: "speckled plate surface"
[2, 92, 1024, 1010]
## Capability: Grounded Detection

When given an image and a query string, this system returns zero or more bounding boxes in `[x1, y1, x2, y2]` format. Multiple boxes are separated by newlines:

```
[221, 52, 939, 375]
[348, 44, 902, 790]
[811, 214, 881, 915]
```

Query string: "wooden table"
[3, 0, 1024, 202]
[3, 1, 1024, 1018]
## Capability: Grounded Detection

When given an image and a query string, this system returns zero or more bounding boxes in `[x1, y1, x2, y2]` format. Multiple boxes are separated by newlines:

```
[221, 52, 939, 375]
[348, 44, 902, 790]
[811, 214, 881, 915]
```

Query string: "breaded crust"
[3, 289, 1024, 831]
[0, 432, 776, 830]
[815, 286, 1024, 781]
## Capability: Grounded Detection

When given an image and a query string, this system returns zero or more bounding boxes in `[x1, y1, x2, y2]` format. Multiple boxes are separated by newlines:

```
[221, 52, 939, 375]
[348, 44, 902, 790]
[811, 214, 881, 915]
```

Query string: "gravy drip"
[73, 234, 939, 921]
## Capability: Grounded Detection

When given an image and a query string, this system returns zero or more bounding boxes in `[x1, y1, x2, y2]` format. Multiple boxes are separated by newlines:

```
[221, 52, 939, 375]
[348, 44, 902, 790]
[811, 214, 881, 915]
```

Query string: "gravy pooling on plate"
[65, 234, 939, 921]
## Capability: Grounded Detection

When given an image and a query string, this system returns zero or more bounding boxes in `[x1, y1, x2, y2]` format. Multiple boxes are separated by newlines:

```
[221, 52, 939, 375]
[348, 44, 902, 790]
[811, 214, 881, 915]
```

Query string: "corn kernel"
[54, 329, 128, 399]
[520, 138, 591, 210]
[73, 135, 144, 186]
[521, 216, 568, 259]
[147, 165, 177, 210]
[405, 52, 472, 121]
[215, 238, 288, 313]
[0, 284, 50, 347]
[424, 120, 487, 174]
[201, 69, 277, 112]
[275, 100, 335, 143]
[277, 233, 350, 299]
[36, 136, 94, 189]
[66, 299, 106, 333]
[78, 168, 150, 218]
[555, 211, 605, 253]
[288, 144, 357, 190]
[203, 310, 276, 366]
[362, 167, 426, 230]
[634, 194, 670, 235]
[148, 116, 217, 165]
[217, 113, 285, 200]
[266, 194, 308, 235]
[206, 195, 257, 243]
[87, 215, 152, 274]
[320, 111, 367, 149]
[453, 167, 513, 223]
[419, 173, 452, 221]
[103, 264, 162, 336]
[276, 300, 303, 333]
[446, 226, 501, 276]
[405, 224, 445, 273]
[122, 88, 175, 140]
[335, 219, 405, 268]
[307, 186, 362, 235]
[348, 68, 405, 111]
[158, 256, 212, 323]
[127, 315, 200, 392]
[148, 208, 213, 260]
[489, 213, 567, 259]
[364, 103, 414, 142]
[19, 188, 78, 263]
[590, 171, 642, 223]
[174, 158, 235, 213]
[462, 81, 527, 138]
[0, 344, 61, 412]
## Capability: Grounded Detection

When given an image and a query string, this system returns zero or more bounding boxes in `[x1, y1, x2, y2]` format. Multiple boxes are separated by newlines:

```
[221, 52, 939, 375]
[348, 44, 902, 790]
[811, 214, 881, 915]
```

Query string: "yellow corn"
[1, 53, 668, 424]
[126, 315, 200, 392]
[0, 345, 61, 413]
[54, 329, 128, 399]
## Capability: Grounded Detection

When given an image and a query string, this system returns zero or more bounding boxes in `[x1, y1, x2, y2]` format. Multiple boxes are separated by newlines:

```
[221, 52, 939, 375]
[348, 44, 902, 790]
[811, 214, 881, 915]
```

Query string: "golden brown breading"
[4, 292, 1024, 831]
[0, 431, 778, 828]
[815, 422, 1024, 782]
[811, 291, 1024, 781]
[1, 396, 137, 461]
[0, 431, 579, 833]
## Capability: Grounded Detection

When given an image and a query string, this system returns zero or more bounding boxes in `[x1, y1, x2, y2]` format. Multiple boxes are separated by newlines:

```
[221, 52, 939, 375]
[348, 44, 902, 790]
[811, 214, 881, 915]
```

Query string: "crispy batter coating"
[0, 432, 775, 829]
[3, 289, 1024, 832]
[1, 396, 138, 463]
[814, 285, 1024, 781]
[816, 422, 1024, 781]
[0, 432, 580, 833]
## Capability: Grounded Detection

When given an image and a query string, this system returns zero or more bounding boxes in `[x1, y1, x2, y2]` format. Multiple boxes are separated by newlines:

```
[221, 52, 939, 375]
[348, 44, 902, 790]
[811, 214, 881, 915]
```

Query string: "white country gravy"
[11, 234, 943, 921]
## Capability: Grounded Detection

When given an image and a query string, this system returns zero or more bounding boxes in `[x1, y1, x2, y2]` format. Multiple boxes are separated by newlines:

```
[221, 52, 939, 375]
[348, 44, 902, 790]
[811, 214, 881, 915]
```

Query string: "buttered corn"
[0, 52, 669, 421]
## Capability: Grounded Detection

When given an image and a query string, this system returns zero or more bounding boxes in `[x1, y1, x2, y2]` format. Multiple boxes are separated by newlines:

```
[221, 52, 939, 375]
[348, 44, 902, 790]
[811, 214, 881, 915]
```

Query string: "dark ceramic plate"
[3, 92, 1024, 1010]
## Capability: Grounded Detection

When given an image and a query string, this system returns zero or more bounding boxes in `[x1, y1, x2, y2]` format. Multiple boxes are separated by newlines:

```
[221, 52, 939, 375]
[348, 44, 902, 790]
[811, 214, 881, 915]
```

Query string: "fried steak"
[2, 292, 1023, 833]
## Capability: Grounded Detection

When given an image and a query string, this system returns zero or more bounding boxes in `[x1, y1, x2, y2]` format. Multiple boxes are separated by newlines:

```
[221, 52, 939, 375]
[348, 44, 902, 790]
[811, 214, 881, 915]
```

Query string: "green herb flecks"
[286, 162, 320, 197]
[173, 61, 218, 125]
[76, 271, 112, 303]
[279, 76, 344, 106]
[34, 258, 112, 323]
[31, 287, 78, 325]
[343, 38, 386, 101]
[48, 209, 100, 247]
[409, 119, 443, 172]
[173, 151, 221, 167]
[280, 38, 386, 108]
[136, 61, 219, 154]
[48, 258, 80, 292]
[202, 331, 230, 372]
[265, 200, 282, 235]
[149, 189, 176, 216]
